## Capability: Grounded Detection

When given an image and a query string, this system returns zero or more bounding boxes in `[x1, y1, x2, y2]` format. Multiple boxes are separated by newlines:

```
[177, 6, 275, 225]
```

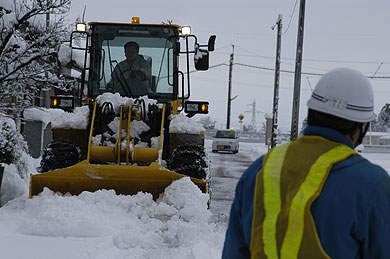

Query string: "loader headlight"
[76, 23, 87, 32]
[181, 26, 191, 36]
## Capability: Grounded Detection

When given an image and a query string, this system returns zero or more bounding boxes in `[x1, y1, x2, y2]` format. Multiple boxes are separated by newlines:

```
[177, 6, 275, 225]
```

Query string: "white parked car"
[212, 129, 239, 154]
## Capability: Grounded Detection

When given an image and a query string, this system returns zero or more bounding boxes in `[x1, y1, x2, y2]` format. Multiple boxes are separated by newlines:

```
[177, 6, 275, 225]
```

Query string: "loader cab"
[88, 23, 179, 102]
[70, 21, 215, 105]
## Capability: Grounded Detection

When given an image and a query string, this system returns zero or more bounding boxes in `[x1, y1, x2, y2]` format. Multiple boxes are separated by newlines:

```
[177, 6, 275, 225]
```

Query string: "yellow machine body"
[30, 101, 208, 198]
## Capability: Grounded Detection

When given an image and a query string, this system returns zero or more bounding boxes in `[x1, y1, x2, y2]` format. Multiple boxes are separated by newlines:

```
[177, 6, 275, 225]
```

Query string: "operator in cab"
[109, 41, 152, 97]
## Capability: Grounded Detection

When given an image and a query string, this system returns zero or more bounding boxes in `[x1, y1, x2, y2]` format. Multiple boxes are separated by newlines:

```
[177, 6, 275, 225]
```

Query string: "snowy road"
[205, 139, 390, 225]
[206, 139, 267, 223]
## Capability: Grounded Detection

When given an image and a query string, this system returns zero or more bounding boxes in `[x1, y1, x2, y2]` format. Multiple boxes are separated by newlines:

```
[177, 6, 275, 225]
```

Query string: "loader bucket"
[30, 160, 207, 199]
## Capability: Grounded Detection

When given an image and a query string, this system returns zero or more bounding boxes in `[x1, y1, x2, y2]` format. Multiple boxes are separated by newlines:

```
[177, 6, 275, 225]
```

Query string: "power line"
[186, 61, 390, 79]
[234, 46, 274, 60]
[282, 0, 299, 34]
[183, 63, 228, 75]
[371, 62, 384, 79]
[233, 62, 390, 79]
[219, 45, 390, 65]
[302, 58, 390, 65]
[235, 62, 322, 77]
[214, 45, 233, 51]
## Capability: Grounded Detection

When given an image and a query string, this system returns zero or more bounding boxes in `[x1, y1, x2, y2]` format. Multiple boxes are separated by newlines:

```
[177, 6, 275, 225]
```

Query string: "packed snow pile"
[169, 113, 205, 134]
[96, 92, 157, 114]
[91, 93, 161, 148]
[24, 106, 90, 129]
[0, 177, 224, 258]
[50, 106, 90, 129]
[92, 116, 151, 148]
[108, 117, 150, 140]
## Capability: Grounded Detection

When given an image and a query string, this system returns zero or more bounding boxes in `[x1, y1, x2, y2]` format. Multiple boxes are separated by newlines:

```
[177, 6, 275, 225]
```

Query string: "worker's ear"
[355, 123, 370, 147]
[346, 127, 360, 147]
[350, 126, 364, 147]
[352, 127, 361, 146]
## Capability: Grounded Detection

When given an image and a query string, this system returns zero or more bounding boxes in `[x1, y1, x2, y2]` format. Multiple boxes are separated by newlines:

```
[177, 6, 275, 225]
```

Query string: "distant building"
[363, 132, 390, 146]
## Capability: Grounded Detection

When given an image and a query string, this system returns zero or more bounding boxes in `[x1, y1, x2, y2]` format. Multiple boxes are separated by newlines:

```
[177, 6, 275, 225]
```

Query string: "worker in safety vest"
[222, 68, 390, 259]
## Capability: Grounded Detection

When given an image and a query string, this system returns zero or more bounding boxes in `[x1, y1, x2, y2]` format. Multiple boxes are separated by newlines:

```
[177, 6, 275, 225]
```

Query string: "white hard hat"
[307, 68, 374, 122]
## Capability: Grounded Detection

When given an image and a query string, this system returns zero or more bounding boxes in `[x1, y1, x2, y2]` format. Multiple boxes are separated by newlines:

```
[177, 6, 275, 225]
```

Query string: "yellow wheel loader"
[30, 18, 216, 199]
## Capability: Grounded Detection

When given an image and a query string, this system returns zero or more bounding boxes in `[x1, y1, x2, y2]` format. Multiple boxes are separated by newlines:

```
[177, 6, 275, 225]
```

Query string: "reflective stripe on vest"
[250, 136, 359, 259]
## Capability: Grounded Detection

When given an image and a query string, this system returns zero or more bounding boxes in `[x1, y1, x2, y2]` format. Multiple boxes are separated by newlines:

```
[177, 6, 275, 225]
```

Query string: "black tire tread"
[40, 139, 81, 173]
[170, 144, 208, 179]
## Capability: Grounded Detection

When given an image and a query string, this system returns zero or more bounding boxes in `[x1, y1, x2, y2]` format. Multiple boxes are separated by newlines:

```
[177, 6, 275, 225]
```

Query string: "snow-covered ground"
[0, 138, 389, 259]
[0, 178, 223, 259]
[0, 139, 264, 259]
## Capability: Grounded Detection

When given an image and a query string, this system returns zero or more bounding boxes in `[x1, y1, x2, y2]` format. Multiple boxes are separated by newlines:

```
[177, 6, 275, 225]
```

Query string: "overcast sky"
[66, 0, 390, 132]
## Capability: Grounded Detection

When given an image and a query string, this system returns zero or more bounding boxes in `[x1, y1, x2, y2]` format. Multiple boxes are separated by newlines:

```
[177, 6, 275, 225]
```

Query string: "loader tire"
[170, 144, 208, 180]
[40, 139, 81, 173]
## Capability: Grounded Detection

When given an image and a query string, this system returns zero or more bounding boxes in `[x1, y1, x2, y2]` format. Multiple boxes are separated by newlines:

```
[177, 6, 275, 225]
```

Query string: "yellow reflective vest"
[250, 136, 358, 259]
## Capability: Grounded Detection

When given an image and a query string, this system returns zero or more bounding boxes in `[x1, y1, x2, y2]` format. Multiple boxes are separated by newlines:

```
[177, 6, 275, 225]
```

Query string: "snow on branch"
[0, 0, 75, 115]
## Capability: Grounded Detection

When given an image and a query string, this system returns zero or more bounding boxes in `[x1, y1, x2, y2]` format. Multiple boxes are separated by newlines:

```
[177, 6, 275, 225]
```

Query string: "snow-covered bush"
[0, 114, 35, 206]
[372, 103, 390, 132]
[0, 116, 28, 165]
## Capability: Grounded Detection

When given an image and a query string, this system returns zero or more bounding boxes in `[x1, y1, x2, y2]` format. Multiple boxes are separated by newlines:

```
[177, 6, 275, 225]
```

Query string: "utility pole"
[226, 45, 234, 129]
[271, 15, 282, 148]
[290, 0, 306, 141]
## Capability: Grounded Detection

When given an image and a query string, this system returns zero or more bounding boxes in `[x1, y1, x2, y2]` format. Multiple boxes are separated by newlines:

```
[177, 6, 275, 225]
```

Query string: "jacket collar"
[302, 126, 354, 149]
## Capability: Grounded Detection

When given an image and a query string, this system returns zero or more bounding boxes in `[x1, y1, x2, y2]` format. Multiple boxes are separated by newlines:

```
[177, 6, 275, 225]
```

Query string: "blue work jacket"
[222, 126, 390, 259]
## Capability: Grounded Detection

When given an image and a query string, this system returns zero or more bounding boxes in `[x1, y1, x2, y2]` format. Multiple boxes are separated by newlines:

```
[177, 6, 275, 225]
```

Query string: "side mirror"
[194, 49, 209, 71]
[208, 35, 216, 51]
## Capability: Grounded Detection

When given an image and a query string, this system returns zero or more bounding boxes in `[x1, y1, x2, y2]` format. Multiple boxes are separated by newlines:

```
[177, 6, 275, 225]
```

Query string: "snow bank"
[169, 113, 205, 134]
[0, 177, 224, 257]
